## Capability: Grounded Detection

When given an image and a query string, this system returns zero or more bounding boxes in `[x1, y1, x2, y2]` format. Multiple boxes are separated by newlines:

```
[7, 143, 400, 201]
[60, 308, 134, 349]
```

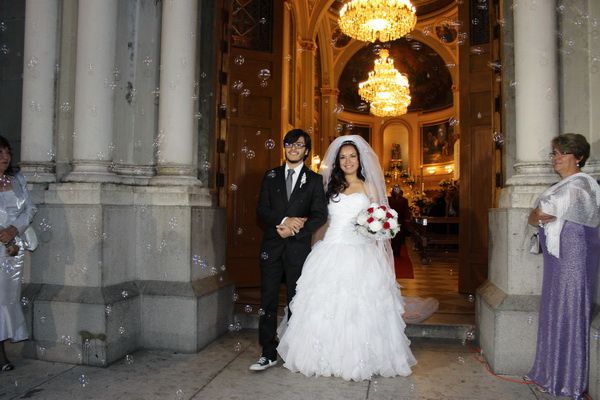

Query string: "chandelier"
[358, 49, 411, 117]
[338, 0, 417, 43]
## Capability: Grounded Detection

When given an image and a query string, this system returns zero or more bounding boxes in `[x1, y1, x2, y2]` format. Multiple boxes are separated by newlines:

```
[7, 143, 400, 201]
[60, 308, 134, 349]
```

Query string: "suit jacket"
[257, 164, 328, 266]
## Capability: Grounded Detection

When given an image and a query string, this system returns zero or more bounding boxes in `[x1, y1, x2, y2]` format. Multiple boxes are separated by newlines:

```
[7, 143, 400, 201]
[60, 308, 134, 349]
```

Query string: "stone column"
[503, 0, 559, 194]
[478, 0, 560, 374]
[320, 87, 339, 149]
[298, 39, 317, 136]
[20, 0, 59, 182]
[152, 0, 200, 185]
[64, 0, 118, 182]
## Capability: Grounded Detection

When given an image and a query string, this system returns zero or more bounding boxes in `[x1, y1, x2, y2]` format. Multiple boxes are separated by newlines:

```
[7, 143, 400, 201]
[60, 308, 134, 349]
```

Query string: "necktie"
[286, 169, 295, 199]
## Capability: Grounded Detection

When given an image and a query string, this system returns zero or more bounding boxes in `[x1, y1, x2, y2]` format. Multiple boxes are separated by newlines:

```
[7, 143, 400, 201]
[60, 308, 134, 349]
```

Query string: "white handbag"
[21, 226, 39, 251]
[529, 233, 541, 254]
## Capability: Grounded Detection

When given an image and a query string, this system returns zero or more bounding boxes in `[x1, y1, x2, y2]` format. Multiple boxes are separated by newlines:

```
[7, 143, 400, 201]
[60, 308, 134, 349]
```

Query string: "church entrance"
[221, 0, 502, 324]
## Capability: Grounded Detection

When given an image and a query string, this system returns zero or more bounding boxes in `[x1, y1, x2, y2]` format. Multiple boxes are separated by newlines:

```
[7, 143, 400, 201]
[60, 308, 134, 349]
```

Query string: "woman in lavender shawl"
[526, 133, 600, 399]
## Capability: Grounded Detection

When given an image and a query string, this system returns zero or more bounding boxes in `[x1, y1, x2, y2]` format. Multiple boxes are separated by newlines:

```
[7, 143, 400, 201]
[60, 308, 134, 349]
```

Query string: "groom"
[249, 129, 328, 371]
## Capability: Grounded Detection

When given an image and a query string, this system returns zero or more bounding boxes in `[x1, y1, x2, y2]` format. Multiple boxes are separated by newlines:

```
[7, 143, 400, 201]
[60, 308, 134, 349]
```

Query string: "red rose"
[383, 222, 390, 229]
[379, 205, 387, 210]
[367, 207, 374, 213]
[386, 212, 393, 218]
[367, 217, 374, 223]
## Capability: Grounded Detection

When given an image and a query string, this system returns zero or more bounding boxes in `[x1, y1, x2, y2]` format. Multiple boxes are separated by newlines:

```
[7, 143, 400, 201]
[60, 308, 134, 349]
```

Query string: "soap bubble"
[234, 55, 245, 66]
[265, 139, 275, 150]
[78, 374, 89, 387]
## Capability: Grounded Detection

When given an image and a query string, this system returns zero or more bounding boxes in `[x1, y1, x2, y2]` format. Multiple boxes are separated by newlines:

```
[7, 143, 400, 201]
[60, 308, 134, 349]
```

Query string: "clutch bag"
[21, 226, 39, 251]
[529, 233, 541, 254]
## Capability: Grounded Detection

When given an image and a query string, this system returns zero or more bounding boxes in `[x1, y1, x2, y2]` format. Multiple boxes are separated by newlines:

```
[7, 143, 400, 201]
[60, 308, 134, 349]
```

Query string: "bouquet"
[355, 203, 399, 240]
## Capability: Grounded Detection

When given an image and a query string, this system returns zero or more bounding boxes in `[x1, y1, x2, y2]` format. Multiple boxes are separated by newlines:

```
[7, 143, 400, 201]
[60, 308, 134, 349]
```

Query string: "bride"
[277, 135, 438, 381]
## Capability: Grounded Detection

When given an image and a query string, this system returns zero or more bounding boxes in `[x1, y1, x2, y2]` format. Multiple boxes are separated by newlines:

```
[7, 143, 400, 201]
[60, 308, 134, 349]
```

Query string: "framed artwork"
[421, 121, 456, 165]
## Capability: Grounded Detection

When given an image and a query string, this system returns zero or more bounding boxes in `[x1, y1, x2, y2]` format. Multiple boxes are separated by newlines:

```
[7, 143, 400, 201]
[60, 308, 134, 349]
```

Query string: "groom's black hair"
[283, 129, 311, 160]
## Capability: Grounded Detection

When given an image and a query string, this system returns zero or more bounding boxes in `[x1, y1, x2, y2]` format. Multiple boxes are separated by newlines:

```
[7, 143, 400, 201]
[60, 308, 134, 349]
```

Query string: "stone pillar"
[64, 0, 118, 182]
[503, 0, 559, 193]
[152, 0, 200, 185]
[20, 0, 59, 182]
[298, 39, 316, 136]
[320, 87, 339, 149]
[478, 0, 560, 374]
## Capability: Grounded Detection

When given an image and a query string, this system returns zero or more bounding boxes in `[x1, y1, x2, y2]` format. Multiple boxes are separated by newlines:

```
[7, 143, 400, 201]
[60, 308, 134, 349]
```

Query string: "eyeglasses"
[548, 150, 572, 159]
[284, 142, 306, 149]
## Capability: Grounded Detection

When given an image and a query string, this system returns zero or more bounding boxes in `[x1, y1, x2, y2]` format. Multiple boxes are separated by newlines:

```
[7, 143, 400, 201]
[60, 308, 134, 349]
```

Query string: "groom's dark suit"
[256, 164, 327, 360]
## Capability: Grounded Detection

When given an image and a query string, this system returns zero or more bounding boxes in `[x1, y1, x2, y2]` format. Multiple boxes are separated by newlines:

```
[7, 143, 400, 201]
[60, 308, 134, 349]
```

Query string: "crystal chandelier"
[338, 0, 417, 43]
[358, 49, 411, 117]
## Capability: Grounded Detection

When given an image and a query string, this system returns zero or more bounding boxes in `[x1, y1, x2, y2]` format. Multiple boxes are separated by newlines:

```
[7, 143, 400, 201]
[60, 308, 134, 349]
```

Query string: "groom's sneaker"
[249, 356, 277, 371]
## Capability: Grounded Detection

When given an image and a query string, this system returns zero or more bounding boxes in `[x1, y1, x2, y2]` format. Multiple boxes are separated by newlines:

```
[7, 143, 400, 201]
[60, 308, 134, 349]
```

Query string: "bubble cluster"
[78, 374, 89, 387]
[232, 80, 244, 91]
[234, 55, 245, 66]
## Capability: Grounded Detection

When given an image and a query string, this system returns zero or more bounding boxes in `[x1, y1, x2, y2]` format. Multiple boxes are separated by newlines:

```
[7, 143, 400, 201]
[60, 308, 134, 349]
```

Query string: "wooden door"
[226, 0, 283, 287]
[457, 0, 501, 293]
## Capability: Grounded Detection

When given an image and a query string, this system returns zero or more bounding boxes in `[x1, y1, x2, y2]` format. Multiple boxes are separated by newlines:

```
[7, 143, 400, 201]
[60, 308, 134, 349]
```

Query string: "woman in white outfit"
[0, 135, 37, 372]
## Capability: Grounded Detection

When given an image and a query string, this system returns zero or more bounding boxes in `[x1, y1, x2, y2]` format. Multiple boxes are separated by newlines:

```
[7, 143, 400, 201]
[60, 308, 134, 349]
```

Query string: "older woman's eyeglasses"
[284, 142, 306, 149]
[548, 150, 572, 159]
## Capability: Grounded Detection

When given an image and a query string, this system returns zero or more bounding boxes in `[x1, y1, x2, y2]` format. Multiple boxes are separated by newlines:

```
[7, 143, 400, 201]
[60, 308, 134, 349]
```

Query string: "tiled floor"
[2, 330, 564, 400]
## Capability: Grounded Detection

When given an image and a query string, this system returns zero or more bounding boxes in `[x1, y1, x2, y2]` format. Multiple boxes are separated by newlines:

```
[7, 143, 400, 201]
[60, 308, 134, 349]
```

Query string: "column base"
[500, 162, 559, 208]
[152, 163, 202, 186]
[64, 160, 120, 183]
[19, 279, 233, 366]
[19, 162, 56, 183]
[477, 281, 539, 375]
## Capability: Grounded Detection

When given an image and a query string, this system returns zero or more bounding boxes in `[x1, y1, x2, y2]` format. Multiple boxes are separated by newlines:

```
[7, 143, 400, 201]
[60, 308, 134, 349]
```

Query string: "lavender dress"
[527, 221, 600, 398]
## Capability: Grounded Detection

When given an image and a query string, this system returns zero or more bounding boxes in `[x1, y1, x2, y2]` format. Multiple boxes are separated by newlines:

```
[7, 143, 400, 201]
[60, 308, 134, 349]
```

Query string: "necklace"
[0, 175, 11, 188]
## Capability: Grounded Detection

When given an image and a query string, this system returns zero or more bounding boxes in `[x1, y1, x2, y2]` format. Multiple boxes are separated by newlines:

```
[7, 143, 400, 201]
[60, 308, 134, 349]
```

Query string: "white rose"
[356, 212, 369, 226]
[368, 220, 383, 232]
[372, 208, 386, 219]
[387, 218, 398, 230]
[389, 209, 398, 218]
[369, 202, 379, 209]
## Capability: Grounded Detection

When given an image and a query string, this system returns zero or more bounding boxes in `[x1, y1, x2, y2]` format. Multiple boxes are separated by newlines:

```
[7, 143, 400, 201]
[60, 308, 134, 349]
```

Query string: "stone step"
[233, 310, 475, 341]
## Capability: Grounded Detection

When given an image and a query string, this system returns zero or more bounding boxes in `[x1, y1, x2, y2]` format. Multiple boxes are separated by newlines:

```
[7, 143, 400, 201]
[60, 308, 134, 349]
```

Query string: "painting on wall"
[421, 121, 457, 165]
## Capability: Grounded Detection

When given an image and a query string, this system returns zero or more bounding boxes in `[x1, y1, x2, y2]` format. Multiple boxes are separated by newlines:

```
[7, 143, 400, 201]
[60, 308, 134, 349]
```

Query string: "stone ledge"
[22, 276, 233, 304]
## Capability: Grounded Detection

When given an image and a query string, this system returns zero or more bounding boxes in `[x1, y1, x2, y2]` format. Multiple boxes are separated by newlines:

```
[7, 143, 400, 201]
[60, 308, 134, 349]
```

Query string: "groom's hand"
[276, 224, 295, 238]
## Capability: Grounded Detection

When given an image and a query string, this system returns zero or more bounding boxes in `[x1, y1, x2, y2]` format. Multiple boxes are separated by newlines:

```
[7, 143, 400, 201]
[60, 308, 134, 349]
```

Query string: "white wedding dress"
[277, 192, 420, 381]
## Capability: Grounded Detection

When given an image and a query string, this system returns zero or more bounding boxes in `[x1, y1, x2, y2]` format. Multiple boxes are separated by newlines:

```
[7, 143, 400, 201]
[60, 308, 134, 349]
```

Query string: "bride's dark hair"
[325, 141, 366, 202]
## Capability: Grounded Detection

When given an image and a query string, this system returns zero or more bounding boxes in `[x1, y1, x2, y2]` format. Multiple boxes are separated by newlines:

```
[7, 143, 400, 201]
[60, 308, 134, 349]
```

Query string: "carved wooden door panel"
[226, 0, 283, 287]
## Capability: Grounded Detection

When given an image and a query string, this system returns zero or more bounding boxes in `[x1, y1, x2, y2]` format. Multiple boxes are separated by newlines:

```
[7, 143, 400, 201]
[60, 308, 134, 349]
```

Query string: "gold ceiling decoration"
[358, 49, 411, 117]
[338, 0, 417, 43]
